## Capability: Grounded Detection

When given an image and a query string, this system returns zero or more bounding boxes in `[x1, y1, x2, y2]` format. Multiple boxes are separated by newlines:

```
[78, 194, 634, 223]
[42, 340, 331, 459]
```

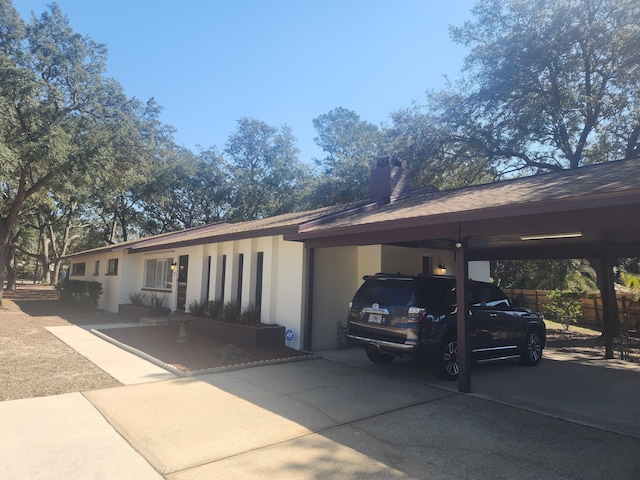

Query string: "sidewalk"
[0, 392, 163, 480]
[46, 325, 178, 385]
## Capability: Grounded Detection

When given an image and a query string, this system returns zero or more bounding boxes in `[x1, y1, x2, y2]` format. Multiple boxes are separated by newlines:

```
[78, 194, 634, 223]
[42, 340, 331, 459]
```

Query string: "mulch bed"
[96, 324, 311, 373]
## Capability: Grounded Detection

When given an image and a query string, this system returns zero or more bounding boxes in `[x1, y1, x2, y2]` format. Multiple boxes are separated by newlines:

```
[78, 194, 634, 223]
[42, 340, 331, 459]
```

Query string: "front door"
[177, 255, 189, 311]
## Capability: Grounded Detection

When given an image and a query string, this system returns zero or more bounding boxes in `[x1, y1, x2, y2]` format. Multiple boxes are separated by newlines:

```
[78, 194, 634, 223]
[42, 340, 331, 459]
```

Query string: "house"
[64, 157, 640, 357]
[63, 158, 489, 351]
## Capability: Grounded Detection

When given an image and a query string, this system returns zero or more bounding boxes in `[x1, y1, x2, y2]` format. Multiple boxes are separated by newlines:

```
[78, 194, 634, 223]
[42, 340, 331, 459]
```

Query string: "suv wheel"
[520, 329, 543, 366]
[365, 346, 395, 365]
[437, 334, 459, 380]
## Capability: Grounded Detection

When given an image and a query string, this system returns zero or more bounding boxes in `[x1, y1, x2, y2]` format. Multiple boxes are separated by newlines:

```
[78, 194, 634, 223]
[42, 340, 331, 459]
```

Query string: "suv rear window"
[414, 278, 455, 306]
[354, 279, 413, 305]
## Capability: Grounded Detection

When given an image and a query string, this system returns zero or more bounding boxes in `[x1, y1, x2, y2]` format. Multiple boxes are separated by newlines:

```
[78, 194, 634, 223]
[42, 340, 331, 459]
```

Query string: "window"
[144, 258, 171, 290]
[220, 255, 227, 302]
[255, 252, 263, 310]
[71, 263, 86, 276]
[94, 261, 100, 276]
[237, 253, 244, 306]
[107, 258, 118, 275]
[354, 279, 413, 305]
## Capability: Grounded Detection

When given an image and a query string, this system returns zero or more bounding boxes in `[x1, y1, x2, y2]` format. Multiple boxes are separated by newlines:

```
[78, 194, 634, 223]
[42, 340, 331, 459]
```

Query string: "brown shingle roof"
[295, 158, 640, 236]
[64, 202, 369, 257]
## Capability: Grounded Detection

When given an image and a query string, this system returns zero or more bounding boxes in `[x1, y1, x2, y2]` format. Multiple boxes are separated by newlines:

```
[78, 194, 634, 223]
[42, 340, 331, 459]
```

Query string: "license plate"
[368, 314, 383, 324]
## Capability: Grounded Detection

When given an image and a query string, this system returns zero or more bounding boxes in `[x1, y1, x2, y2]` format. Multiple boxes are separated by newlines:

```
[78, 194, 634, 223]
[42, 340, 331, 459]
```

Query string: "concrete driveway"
[83, 355, 640, 479]
[3, 340, 639, 479]
[321, 347, 640, 439]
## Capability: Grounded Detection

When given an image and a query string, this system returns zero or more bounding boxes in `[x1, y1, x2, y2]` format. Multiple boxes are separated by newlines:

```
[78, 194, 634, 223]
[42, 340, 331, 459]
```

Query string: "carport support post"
[455, 238, 471, 393]
[598, 257, 618, 359]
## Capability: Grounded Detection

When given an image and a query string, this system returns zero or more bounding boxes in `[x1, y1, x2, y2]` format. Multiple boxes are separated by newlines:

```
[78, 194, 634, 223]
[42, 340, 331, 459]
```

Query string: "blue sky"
[14, 0, 477, 163]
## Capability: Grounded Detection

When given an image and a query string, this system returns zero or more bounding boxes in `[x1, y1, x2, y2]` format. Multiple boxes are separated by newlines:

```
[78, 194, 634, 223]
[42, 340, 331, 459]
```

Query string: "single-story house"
[64, 157, 640, 367]
[63, 158, 489, 351]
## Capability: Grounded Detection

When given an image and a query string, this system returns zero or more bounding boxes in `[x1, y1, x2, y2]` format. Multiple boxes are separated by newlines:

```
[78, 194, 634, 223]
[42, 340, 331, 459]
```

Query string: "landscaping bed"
[95, 324, 309, 373]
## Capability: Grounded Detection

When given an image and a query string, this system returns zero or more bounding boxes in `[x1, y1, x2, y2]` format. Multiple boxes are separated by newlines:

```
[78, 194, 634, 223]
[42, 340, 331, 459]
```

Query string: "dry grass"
[545, 319, 640, 361]
[0, 291, 121, 401]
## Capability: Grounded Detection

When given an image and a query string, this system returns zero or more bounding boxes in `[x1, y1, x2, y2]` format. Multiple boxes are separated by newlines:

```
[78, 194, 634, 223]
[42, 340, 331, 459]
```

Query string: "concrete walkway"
[2, 327, 640, 479]
[46, 325, 178, 385]
[0, 392, 163, 480]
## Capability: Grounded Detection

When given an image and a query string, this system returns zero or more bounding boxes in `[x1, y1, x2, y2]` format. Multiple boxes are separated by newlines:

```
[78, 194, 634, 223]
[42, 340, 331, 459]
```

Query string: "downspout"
[303, 247, 315, 352]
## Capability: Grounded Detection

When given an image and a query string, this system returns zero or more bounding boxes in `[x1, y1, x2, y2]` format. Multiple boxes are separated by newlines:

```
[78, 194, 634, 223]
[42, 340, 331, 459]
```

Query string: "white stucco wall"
[103, 245, 209, 313]
[66, 251, 124, 313]
[312, 246, 358, 350]
[270, 237, 305, 349]
[380, 245, 457, 276]
[468, 261, 491, 282]
[311, 245, 384, 351]
[66, 235, 491, 353]
[309, 245, 488, 351]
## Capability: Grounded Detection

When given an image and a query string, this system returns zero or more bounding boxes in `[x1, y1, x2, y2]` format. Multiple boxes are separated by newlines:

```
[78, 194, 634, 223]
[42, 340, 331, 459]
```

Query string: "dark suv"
[345, 274, 546, 380]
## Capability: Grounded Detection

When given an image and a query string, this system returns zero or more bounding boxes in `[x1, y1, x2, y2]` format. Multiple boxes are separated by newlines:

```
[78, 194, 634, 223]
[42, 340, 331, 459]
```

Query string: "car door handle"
[490, 313, 498, 317]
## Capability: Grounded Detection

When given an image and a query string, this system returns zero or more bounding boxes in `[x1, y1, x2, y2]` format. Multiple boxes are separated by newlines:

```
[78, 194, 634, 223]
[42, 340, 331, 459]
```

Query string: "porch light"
[520, 232, 583, 241]
[436, 265, 447, 275]
[170, 262, 177, 272]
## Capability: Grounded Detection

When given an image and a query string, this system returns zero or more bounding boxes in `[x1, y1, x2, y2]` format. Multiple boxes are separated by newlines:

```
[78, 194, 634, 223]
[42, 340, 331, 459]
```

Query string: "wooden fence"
[503, 289, 640, 331]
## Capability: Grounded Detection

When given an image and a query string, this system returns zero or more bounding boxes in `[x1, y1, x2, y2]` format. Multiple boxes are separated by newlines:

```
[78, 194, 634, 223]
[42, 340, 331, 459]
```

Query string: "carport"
[291, 158, 640, 392]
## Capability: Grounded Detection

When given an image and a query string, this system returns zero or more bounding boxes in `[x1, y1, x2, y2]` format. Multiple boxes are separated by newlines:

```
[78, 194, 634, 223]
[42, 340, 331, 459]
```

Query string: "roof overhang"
[288, 160, 640, 261]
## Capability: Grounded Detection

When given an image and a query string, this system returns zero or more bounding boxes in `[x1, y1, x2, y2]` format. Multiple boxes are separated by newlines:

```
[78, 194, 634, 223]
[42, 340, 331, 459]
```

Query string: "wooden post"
[598, 257, 618, 359]
[455, 238, 471, 393]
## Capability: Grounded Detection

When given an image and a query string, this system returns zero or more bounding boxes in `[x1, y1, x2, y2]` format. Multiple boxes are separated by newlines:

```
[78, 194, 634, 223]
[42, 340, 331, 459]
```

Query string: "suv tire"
[437, 334, 459, 380]
[520, 329, 543, 366]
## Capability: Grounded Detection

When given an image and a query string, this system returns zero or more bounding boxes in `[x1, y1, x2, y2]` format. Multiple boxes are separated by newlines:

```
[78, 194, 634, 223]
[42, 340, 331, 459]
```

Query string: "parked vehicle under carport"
[345, 274, 546, 379]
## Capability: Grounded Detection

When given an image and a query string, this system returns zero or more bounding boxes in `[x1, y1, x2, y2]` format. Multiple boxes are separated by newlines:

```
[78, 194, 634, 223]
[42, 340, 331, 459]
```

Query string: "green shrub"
[545, 289, 582, 330]
[148, 292, 166, 310]
[58, 279, 103, 309]
[211, 344, 245, 361]
[222, 302, 241, 322]
[241, 303, 261, 323]
[127, 291, 147, 305]
[207, 299, 224, 319]
[188, 299, 207, 315]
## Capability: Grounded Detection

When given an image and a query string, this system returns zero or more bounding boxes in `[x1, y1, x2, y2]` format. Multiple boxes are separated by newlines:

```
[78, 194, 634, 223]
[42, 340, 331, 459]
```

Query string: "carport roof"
[289, 158, 640, 260]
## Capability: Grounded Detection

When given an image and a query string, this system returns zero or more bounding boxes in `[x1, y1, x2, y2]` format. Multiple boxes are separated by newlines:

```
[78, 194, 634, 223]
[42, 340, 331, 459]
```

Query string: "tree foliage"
[137, 146, 229, 235]
[3, 0, 640, 300]
[224, 117, 309, 221]
[493, 259, 598, 292]
[0, 1, 123, 302]
[416, 0, 640, 176]
[383, 102, 498, 190]
[311, 107, 383, 204]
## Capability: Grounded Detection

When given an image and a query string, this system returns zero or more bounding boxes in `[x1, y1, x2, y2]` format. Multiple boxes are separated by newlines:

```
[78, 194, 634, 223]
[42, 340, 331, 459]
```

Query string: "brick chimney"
[370, 156, 411, 203]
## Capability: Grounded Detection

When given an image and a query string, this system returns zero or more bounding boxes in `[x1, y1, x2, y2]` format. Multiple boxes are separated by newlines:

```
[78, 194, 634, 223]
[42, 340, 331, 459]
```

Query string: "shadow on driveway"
[84, 352, 640, 479]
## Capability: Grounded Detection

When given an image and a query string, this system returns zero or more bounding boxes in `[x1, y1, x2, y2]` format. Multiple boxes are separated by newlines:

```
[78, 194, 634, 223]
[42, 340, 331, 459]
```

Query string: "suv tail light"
[408, 306, 426, 323]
